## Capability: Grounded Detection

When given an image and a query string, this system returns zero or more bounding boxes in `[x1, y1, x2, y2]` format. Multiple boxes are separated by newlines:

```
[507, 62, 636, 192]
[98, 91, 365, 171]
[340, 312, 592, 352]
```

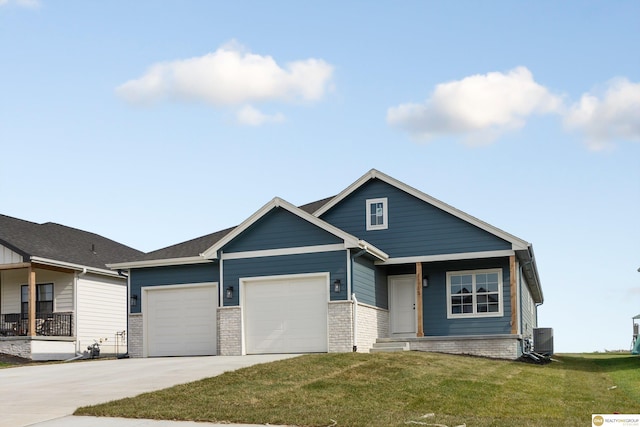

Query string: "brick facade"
[218, 306, 242, 356]
[328, 301, 353, 353]
[128, 314, 143, 358]
[355, 302, 389, 353]
[403, 335, 522, 359]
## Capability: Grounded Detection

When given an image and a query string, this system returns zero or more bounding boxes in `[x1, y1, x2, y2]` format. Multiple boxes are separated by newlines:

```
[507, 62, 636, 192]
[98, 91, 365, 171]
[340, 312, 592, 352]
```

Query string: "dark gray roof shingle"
[115, 195, 337, 263]
[0, 214, 143, 270]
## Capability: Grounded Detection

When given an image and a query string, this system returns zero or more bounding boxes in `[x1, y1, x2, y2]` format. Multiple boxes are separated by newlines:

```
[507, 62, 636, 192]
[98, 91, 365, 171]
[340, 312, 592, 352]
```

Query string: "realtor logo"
[593, 414, 640, 427]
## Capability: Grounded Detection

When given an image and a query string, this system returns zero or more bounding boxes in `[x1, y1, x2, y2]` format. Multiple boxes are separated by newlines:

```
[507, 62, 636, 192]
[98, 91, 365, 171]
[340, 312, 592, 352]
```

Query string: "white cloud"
[116, 41, 334, 108]
[0, 0, 41, 8]
[564, 78, 640, 151]
[235, 105, 285, 126]
[387, 66, 563, 145]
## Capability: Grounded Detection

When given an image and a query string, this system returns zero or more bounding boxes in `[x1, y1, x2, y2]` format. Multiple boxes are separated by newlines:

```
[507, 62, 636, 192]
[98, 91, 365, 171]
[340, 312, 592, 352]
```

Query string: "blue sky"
[1, 1, 639, 352]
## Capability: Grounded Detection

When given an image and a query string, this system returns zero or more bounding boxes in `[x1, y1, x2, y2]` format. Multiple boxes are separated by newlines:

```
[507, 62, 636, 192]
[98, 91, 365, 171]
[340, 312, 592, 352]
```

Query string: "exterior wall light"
[422, 276, 429, 288]
[333, 279, 341, 293]
[226, 286, 234, 299]
[130, 294, 138, 307]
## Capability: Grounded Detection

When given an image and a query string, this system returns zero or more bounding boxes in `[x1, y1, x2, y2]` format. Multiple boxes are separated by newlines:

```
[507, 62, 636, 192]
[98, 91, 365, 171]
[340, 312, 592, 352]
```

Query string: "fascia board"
[107, 256, 213, 270]
[314, 169, 530, 251]
[30, 256, 121, 277]
[357, 240, 389, 261]
[200, 197, 363, 259]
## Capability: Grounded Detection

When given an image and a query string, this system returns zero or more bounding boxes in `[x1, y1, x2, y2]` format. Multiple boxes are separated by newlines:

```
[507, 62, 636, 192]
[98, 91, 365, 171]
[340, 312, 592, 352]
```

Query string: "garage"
[243, 274, 328, 354]
[144, 283, 217, 357]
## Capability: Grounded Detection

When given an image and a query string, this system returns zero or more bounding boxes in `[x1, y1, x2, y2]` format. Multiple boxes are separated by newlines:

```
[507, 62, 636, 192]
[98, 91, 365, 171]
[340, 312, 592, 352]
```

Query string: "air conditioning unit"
[533, 328, 554, 355]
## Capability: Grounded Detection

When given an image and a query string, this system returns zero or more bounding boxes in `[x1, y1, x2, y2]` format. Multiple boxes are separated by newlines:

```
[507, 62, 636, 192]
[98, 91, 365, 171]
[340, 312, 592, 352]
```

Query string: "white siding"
[0, 268, 73, 313]
[77, 273, 127, 355]
[0, 245, 22, 265]
[520, 274, 536, 339]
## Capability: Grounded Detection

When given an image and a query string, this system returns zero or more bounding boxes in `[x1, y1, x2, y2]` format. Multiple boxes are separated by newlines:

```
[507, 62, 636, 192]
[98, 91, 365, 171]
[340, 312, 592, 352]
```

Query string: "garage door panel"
[146, 285, 217, 357]
[244, 276, 328, 354]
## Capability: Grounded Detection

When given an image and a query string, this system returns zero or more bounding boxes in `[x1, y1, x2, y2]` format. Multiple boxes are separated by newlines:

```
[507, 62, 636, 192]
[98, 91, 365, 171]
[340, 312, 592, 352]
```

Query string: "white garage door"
[145, 284, 217, 357]
[244, 275, 328, 354]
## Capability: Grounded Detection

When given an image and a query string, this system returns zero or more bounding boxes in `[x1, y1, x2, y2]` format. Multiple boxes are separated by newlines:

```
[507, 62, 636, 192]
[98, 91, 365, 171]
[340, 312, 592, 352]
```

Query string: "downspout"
[118, 269, 130, 359]
[352, 293, 358, 352]
[350, 249, 367, 353]
[75, 268, 87, 354]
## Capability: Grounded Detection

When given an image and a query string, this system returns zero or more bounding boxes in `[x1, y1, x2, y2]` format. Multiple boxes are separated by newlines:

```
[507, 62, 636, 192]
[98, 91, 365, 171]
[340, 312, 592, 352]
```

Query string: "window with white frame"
[446, 269, 503, 318]
[366, 198, 388, 230]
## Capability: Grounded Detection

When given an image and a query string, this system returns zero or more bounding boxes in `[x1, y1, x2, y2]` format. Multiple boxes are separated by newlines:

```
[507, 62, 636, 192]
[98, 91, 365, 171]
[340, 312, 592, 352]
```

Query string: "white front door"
[389, 275, 416, 337]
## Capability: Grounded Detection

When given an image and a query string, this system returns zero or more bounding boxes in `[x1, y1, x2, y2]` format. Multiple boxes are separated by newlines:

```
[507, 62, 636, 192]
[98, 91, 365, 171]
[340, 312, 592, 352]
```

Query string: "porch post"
[509, 255, 517, 335]
[416, 262, 424, 337]
[28, 265, 36, 337]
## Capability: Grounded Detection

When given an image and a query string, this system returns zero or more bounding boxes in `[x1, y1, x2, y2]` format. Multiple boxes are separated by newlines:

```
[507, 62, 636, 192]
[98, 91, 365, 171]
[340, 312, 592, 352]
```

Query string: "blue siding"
[421, 258, 512, 336]
[321, 179, 511, 258]
[223, 207, 342, 253]
[352, 255, 388, 309]
[223, 251, 347, 305]
[129, 263, 219, 313]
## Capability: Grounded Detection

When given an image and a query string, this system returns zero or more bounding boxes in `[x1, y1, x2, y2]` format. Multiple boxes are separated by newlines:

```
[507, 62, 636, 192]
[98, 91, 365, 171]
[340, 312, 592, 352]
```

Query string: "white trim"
[346, 250, 352, 301]
[30, 256, 120, 277]
[200, 197, 387, 261]
[108, 256, 212, 270]
[221, 244, 346, 260]
[366, 197, 388, 231]
[219, 251, 224, 307]
[376, 250, 515, 265]
[516, 259, 521, 335]
[446, 268, 504, 319]
[201, 198, 360, 259]
[141, 282, 218, 358]
[313, 169, 530, 251]
[240, 272, 330, 355]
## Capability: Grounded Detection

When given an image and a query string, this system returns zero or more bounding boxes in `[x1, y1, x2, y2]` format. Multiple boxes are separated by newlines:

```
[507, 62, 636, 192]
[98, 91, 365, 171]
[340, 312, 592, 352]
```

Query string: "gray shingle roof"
[115, 196, 337, 263]
[0, 214, 143, 270]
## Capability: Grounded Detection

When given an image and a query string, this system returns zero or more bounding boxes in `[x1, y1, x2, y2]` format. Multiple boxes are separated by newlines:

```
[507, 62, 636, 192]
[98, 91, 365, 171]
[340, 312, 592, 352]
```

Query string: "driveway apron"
[0, 354, 298, 427]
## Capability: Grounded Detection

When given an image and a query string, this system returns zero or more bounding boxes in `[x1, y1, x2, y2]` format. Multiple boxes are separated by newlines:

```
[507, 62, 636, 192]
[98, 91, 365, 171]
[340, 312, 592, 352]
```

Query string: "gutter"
[31, 256, 120, 277]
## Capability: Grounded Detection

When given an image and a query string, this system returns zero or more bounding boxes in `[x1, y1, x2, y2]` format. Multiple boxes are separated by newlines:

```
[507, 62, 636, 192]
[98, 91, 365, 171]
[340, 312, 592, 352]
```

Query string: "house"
[0, 214, 143, 360]
[110, 170, 543, 360]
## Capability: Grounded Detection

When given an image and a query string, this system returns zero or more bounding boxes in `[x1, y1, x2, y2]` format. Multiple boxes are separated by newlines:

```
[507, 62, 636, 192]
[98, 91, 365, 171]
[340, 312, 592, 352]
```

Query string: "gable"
[222, 207, 344, 254]
[0, 244, 24, 264]
[320, 178, 512, 258]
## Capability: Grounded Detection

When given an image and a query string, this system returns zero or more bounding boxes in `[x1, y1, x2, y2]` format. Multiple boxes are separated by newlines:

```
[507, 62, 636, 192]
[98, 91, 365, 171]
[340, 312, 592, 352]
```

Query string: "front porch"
[0, 312, 73, 337]
[1, 262, 79, 360]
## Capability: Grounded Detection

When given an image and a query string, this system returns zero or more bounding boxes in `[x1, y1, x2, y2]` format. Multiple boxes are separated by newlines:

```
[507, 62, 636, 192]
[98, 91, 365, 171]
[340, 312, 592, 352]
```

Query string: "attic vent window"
[366, 198, 388, 231]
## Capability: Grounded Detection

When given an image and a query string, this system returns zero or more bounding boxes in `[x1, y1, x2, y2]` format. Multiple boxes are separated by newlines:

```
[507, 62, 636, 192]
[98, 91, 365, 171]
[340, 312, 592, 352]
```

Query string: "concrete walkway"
[29, 415, 291, 427]
[0, 354, 299, 427]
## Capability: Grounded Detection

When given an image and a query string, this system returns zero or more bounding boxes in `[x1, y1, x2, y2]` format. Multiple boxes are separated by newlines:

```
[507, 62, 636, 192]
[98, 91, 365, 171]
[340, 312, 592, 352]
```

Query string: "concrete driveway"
[0, 354, 299, 427]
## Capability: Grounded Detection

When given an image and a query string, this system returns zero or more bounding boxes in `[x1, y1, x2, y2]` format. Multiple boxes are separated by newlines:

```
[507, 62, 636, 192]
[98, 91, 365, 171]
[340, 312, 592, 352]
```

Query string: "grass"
[75, 352, 640, 427]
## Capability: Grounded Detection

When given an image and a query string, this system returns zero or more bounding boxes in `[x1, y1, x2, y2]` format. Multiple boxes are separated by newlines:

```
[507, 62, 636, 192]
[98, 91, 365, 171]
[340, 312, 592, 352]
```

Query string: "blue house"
[110, 170, 543, 359]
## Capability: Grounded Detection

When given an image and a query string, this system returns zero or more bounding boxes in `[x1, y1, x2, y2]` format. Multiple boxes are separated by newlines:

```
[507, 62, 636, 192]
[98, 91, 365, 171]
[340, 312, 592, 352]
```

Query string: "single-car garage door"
[145, 283, 217, 357]
[243, 275, 328, 354]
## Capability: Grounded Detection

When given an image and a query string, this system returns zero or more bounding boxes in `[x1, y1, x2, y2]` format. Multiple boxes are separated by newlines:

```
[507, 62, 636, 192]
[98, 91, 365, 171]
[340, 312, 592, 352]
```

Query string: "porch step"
[369, 341, 410, 353]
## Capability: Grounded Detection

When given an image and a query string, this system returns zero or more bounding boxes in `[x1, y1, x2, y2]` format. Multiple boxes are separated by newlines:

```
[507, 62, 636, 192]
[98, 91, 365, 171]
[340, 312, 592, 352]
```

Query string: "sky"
[1, 1, 639, 353]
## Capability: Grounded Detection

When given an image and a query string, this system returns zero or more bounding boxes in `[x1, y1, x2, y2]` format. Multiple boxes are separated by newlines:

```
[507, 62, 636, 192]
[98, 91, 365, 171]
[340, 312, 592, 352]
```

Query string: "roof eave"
[107, 256, 213, 270]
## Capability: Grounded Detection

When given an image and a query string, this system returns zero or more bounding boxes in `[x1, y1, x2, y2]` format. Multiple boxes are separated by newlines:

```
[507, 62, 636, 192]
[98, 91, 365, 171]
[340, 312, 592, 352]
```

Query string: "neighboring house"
[0, 214, 143, 360]
[110, 170, 543, 360]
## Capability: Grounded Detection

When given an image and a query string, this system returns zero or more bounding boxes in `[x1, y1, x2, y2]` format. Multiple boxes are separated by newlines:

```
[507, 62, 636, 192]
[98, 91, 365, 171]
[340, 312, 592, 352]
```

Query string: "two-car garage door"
[243, 275, 328, 354]
[143, 275, 328, 357]
[145, 284, 217, 357]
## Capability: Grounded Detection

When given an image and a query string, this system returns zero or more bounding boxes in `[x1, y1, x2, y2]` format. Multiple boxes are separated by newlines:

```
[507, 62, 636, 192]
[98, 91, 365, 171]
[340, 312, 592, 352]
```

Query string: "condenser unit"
[533, 328, 554, 355]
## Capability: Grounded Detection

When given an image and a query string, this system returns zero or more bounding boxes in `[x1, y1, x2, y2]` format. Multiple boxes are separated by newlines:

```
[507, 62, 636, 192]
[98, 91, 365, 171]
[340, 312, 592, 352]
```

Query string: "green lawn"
[75, 352, 640, 427]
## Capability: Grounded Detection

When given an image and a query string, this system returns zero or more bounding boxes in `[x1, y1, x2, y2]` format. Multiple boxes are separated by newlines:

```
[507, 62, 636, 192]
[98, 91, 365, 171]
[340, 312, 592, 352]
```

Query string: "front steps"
[369, 341, 410, 353]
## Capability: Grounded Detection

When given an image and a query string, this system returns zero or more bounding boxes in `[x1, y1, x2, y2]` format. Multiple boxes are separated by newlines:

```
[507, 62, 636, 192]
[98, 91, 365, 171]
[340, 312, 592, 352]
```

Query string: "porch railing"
[0, 312, 73, 337]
